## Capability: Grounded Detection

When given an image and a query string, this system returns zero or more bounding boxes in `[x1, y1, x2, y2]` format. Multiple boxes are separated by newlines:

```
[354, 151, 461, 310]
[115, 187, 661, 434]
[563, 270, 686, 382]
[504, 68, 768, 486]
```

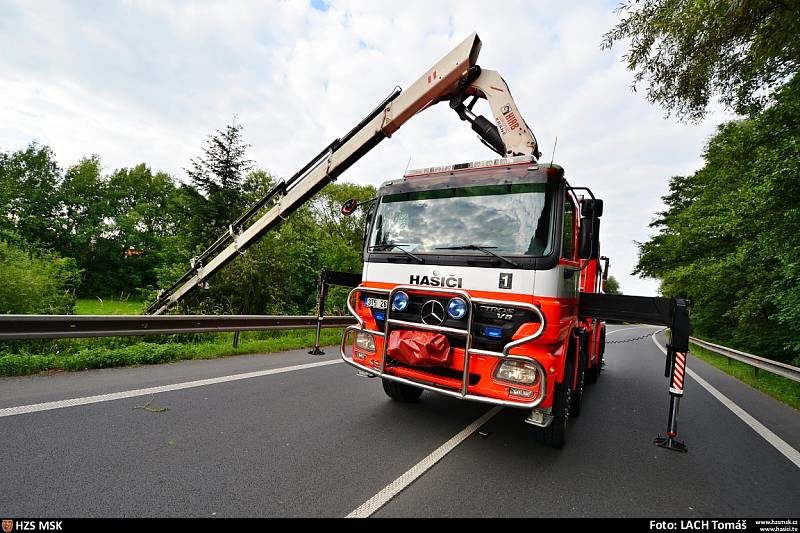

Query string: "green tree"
[603, 0, 800, 120]
[57, 156, 110, 294]
[185, 119, 254, 232]
[635, 75, 800, 360]
[105, 164, 179, 293]
[604, 275, 622, 295]
[0, 143, 61, 247]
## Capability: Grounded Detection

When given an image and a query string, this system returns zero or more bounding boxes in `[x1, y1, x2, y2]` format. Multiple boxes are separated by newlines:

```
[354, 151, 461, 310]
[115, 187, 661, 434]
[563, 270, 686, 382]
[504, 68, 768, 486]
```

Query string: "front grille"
[388, 359, 481, 386]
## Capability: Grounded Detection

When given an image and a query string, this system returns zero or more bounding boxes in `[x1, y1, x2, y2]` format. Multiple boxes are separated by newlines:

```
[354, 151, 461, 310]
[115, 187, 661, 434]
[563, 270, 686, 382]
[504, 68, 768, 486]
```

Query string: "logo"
[409, 274, 462, 288]
[499, 272, 513, 290]
[2, 520, 13, 533]
[420, 300, 446, 326]
[479, 305, 515, 320]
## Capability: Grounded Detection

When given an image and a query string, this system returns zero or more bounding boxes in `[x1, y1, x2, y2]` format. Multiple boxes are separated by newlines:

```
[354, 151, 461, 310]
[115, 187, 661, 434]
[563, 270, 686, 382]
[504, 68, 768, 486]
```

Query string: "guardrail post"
[754, 366, 760, 379]
[233, 331, 240, 349]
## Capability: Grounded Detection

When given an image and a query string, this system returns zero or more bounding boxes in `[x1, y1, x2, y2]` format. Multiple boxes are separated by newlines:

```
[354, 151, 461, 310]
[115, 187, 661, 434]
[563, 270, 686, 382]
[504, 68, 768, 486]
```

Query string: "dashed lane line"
[346, 406, 503, 518]
[0, 359, 343, 418]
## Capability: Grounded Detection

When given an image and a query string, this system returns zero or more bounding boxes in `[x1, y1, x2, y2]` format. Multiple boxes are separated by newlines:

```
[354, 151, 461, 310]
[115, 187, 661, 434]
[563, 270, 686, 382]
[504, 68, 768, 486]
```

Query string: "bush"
[0, 240, 79, 314]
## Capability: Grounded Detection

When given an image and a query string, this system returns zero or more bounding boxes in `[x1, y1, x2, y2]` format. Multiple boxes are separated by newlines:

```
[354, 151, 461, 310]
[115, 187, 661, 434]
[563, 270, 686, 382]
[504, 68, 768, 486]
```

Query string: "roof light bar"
[404, 155, 538, 178]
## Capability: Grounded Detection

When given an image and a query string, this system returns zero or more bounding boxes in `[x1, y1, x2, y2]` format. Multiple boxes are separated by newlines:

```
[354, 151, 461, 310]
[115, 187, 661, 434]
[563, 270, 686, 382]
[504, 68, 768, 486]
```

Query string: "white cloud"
[0, 0, 735, 296]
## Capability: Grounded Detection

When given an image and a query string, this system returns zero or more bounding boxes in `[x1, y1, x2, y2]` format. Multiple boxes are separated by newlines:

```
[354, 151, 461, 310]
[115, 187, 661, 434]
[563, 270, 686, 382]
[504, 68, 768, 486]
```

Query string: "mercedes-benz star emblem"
[421, 300, 446, 326]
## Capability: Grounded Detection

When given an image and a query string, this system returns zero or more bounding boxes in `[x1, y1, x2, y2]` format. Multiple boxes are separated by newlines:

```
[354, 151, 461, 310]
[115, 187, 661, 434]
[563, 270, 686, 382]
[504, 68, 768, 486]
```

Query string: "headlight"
[392, 291, 409, 311]
[355, 332, 376, 353]
[447, 297, 467, 319]
[494, 360, 539, 385]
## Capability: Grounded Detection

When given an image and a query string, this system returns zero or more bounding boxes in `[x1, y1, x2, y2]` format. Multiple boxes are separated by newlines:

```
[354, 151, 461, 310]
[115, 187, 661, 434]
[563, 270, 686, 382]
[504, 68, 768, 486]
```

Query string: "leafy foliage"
[0, 239, 79, 314]
[635, 75, 800, 361]
[0, 143, 61, 246]
[185, 119, 254, 233]
[0, 117, 374, 321]
[603, 0, 800, 120]
[604, 275, 622, 295]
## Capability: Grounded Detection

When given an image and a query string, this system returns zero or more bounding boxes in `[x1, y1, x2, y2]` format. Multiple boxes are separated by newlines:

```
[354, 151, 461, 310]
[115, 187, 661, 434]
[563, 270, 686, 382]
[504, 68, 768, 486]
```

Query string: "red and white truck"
[340, 155, 607, 447]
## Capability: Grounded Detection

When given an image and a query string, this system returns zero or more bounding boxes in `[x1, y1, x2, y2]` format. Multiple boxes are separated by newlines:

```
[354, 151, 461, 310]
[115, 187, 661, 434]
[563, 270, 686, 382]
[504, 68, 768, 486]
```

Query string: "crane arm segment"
[148, 32, 538, 314]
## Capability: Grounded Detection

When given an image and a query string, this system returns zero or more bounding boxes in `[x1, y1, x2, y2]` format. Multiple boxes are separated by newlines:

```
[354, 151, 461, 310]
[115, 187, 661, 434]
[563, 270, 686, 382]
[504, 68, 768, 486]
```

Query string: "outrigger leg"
[654, 348, 688, 453]
[654, 298, 690, 453]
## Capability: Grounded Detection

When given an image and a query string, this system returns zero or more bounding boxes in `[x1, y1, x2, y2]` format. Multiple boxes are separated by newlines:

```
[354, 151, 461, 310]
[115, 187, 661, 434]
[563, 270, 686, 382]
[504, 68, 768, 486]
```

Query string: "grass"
[76, 297, 145, 315]
[689, 341, 800, 410]
[0, 328, 345, 377]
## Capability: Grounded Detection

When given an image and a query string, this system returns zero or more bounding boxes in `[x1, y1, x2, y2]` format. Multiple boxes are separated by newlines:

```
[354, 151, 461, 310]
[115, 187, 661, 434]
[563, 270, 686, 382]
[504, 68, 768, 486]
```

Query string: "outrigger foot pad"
[308, 347, 325, 356]
[654, 435, 688, 453]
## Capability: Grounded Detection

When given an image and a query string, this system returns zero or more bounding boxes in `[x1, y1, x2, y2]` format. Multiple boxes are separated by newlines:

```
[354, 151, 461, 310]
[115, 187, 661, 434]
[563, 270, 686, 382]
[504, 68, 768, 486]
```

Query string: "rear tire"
[382, 379, 423, 402]
[533, 361, 573, 448]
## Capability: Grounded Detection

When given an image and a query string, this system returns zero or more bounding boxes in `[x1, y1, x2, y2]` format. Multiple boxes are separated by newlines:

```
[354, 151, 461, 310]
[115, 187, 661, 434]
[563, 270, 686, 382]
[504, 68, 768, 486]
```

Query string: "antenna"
[550, 135, 558, 166]
[403, 155, 412, 175]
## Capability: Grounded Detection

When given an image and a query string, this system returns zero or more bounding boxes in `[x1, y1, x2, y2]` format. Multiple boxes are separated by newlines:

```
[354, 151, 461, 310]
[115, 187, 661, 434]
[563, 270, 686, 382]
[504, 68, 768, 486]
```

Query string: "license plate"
[365, 297, 388, 309]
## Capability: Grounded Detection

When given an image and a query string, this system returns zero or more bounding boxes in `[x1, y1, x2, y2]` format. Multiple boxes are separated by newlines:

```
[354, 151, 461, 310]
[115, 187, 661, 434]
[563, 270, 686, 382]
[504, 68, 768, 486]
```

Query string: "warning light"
[483, 327, 503, 338]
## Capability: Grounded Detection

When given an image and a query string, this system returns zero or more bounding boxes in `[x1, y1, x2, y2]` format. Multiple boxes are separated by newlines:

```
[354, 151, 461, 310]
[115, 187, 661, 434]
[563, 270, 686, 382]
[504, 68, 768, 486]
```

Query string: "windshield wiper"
[369, 243, 425, 263]
[435, 244, 520, 267]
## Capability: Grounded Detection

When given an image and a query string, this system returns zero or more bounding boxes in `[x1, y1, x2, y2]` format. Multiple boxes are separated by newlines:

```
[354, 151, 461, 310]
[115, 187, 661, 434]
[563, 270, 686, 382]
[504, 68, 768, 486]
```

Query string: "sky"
[0, 0, 735, 296]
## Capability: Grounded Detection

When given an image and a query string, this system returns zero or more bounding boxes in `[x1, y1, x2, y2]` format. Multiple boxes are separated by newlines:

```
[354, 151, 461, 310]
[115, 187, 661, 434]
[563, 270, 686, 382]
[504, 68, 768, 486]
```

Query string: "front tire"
[382, 379, 423, 402]
[533, 361, 573, 448]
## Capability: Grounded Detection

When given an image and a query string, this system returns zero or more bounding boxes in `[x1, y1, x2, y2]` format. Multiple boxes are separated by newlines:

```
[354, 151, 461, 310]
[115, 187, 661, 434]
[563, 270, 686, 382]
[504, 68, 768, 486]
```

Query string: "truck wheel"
[570, 351, 587, 417]
[533, 361, 573, 448]
[382, 379, 423, 402]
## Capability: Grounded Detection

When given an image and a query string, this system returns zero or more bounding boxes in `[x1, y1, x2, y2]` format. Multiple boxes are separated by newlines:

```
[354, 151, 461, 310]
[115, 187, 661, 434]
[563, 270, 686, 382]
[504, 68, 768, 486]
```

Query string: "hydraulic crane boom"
[148, 32, 539, 315]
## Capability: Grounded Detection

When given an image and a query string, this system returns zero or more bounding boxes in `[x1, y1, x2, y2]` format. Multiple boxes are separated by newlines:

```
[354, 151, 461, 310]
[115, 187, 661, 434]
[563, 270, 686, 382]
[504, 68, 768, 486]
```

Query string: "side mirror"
[341, 198, 359, 216]
[580, 198, 603, 218]
[578, 216, 600, 260]
[600, 256, 610, 281]
[578, 197, 603, 260]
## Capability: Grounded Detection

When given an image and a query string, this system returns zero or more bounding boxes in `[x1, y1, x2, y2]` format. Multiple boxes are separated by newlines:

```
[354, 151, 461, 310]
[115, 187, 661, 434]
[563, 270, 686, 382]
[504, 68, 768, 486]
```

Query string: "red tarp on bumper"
[386, 330, 452, 367]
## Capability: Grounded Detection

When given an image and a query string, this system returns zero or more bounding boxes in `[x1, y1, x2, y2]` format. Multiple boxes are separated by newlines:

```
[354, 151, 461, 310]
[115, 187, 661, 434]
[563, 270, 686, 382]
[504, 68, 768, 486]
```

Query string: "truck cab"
[341, 155, 606, 447]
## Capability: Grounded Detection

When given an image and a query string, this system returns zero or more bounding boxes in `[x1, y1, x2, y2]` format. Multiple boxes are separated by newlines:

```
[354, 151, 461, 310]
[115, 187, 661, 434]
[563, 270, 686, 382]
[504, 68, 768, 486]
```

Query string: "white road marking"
[651, 332, 800, 469]
[346, 406, 503, 518]
[0, 359, 343, 418]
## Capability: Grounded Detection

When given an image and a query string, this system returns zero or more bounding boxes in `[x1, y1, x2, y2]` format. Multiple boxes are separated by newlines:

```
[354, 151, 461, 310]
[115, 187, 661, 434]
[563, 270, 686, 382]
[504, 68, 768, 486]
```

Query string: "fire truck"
[338, 156, 606, 447]
[150, 33, 692, 452]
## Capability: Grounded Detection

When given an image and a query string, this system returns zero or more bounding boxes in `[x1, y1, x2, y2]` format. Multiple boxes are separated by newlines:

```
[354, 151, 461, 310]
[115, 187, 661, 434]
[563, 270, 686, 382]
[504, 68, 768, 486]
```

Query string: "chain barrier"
[606, 327, 667, 345]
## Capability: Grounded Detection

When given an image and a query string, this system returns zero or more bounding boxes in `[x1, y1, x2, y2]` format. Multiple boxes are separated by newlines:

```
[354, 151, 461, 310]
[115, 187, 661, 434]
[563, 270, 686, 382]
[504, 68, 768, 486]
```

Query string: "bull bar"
[339, 285, 548, 409]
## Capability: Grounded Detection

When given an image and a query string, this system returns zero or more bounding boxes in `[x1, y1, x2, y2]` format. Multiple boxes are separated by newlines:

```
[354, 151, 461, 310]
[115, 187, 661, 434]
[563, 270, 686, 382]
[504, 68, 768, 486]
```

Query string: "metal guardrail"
[690, 336, 800, 383]
[0, 315, 355, 341]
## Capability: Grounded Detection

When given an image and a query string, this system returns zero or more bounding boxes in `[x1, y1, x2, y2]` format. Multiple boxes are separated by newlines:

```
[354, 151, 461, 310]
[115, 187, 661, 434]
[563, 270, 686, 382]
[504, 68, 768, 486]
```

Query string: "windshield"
[369, 182, 555, 256]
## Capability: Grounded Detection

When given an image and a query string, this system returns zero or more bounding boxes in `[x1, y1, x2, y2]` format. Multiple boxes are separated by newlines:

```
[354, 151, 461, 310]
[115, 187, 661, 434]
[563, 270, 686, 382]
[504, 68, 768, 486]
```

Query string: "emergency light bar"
[404, 155, 537, 178]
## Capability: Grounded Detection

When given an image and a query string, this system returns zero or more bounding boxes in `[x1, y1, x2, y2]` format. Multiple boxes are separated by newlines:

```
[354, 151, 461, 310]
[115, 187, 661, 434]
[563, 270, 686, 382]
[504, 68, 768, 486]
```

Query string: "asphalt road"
[1, 325, 798, 517]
